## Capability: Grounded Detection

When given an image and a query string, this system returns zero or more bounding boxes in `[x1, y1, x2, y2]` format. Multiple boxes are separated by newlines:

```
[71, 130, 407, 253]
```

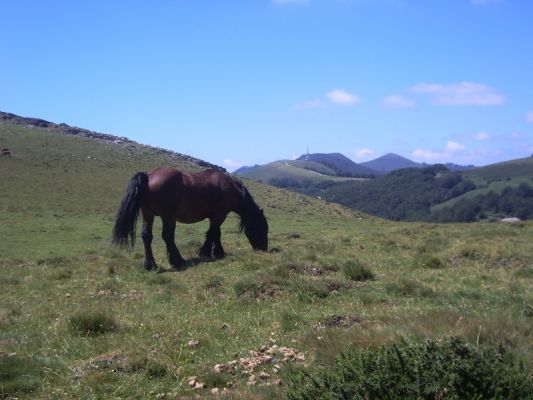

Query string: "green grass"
[0, 123, 532, 398]
[342, 259, 375, 281]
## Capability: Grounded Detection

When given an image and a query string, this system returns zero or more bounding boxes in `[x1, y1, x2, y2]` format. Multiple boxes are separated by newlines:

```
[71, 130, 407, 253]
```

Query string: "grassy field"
[1, 124, 532, 399]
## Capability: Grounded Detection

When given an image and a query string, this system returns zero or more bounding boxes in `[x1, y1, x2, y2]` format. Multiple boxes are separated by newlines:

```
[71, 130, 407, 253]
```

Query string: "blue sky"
[2, 0, 533, 171]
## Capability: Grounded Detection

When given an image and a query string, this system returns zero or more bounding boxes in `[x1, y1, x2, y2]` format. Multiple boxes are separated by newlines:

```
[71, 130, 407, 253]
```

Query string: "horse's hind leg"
[162, 218, 186, 269]
[141, 209, 157, 271]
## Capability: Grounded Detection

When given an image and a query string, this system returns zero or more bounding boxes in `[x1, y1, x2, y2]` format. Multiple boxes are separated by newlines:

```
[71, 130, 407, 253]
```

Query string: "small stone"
[193, 382, 205, 389]
[187, 340, 199, 348]
[259, 371, 271, 380]
[211, 388, 220, 395]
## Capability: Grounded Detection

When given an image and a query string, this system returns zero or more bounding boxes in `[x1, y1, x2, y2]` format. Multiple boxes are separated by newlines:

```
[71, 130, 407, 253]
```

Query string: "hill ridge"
[0, 111, 223, 171]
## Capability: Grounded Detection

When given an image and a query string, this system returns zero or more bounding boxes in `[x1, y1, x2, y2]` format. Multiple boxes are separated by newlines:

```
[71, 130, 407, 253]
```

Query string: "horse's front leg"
[212, 225, 225, 259]
[162, 218, 186, 269]
[198, 226, 214, 258]
[141, 210, 157, 271]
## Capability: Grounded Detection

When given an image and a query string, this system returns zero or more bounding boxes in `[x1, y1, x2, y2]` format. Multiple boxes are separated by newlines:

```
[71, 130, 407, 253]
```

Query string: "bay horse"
[112, 167, 268, 270]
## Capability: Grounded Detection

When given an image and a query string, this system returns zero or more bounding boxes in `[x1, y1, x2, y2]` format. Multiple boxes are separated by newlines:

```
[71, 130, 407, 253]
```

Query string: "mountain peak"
[361, 153, 421, 172]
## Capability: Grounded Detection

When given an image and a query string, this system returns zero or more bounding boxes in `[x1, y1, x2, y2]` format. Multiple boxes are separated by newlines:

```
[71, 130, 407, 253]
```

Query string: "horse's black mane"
[233, 178, 263, 233]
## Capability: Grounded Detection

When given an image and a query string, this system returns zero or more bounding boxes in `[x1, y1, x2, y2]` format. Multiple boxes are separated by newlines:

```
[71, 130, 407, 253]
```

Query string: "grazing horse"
[112, 167, 268, 270]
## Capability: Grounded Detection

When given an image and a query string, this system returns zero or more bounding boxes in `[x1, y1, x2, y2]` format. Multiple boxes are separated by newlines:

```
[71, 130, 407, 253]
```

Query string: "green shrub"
[204, 275, 224, 289]
[233, 273, 284, 299]
[419, 255, 446, 269]
[0, 355, 50, 396]
[145, 360, 167, 378]
[342, 260, 374, 281]
[295, 281, 330, 302]
[284, 337, 532, 400]
[233, 276, 261, 297]
[69, 310, 118, 336]
[281, 310, 305, 332]
[202, 369, 231, 388]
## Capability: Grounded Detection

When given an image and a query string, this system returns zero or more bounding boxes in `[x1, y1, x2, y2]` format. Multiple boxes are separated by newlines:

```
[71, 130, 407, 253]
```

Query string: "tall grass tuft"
[69, 310, 118, 336]
[342, 260, 374, 281]
[0, 355, 50, 396]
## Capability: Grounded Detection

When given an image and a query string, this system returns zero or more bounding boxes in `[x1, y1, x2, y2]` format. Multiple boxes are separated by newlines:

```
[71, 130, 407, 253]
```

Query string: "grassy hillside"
[0, 123, 532, 399]
[432, 157, 533, 212]
[236, 160, 364, 186]
[295, 152, 378, 176]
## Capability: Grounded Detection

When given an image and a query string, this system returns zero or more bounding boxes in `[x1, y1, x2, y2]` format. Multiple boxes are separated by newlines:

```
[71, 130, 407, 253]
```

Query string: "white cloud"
[412, 141, 467, 163]
[293, 99, 324, 110]
[474, 132, 490, 141]
[412, 148, 446, 162]
[446, 141, 466, 152]
[352, 148, 375, 161]
[294, 88, 361, 110]
[222, 159, 244, 171]
[410, 81, 505, 105]
[382, 95, 415, 109]
[326, 89, 360, 106]
[525, 111, 533, 123]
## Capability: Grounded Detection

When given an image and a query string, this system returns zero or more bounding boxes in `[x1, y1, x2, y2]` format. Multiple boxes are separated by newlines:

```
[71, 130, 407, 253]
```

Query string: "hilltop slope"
[236, 159, 366, 187]
[0, 115, 359, 230]
[296, 152, 378, 176]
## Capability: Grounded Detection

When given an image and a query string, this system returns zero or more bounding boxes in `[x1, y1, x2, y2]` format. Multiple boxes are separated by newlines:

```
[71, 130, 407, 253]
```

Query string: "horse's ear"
[260, 209, 264, 215]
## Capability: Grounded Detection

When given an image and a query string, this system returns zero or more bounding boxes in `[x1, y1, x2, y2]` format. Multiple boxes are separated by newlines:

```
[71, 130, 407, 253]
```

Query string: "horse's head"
[244, 208, 269, 251]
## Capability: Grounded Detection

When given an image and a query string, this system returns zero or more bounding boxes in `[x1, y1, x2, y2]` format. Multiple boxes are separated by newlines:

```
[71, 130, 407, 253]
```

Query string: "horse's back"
[144, 168, 241, 222]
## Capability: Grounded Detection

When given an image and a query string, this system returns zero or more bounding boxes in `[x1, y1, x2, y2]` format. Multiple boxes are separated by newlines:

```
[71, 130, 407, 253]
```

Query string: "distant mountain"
[360, 153, 422, 172]
[236, 160, 365, 187]
[444, 163, 475, 172]
[296, 152, 379, 177]
[234, 164, 260, 175]
[360, 153, 474, 173]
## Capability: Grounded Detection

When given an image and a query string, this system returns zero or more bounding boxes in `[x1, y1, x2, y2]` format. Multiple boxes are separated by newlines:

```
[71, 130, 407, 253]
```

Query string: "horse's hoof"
[213, 251, 225, 259]
[170, 259, 187, 270]
[144, 261, 157, 271]
[198, 249, 212, 258]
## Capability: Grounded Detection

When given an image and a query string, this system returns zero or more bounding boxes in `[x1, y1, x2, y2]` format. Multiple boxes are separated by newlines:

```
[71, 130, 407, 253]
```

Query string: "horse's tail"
[112, 172, 149, 248]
